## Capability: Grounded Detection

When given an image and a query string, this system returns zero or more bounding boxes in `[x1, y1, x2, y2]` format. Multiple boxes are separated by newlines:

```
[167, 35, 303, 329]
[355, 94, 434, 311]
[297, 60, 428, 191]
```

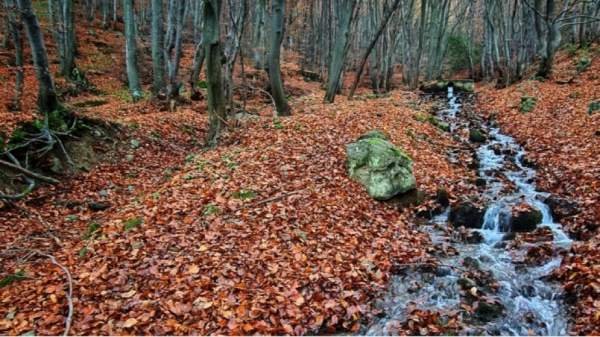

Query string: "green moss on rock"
[469, 128, 486, 143]
[347, 131, 416, 200]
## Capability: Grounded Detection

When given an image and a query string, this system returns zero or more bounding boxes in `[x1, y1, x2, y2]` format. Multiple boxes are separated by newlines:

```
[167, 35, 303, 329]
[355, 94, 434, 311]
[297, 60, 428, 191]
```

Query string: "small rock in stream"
[463, 256, 481, 270]
[544, 195, 581, 220]
[435, 187, 450, 207]
[510, 203, 543, 232]
[469, 128, 487, 143]
[449, 200, 487, 228]
[474, 300, 504, 322]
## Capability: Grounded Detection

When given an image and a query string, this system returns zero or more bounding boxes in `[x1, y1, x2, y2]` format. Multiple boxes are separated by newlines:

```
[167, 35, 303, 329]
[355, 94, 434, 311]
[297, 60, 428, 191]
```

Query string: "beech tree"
[151, 0, 166, 96]
[324, 0, 360, 103]
[203, 0, 226, 146]
[3, 0, 23, 111]
[123, 0, 143, 101]
[268, 0, 291, 116]
[17, 0, 59, 113]
[48, 0, 77, 79]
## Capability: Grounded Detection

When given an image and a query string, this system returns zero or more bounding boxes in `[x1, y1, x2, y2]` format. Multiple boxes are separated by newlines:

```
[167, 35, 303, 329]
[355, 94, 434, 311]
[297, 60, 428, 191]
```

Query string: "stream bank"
[365, 88, 573, 335]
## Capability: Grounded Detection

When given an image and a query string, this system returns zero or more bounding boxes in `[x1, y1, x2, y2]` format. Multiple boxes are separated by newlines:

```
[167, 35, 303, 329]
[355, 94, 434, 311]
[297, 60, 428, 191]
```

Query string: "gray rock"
[475, 300, 504, 322]
[347, 130, 416, 200]
[449, 200, 487, 228]
[510, 205, 543, 232]
[544, 195, 580, 220]
[469, 128, 487, 143]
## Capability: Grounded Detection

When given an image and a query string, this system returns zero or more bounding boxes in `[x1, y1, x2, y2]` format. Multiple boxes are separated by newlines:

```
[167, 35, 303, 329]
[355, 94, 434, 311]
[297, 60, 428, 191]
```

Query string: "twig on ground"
[2, 248, 74, 336]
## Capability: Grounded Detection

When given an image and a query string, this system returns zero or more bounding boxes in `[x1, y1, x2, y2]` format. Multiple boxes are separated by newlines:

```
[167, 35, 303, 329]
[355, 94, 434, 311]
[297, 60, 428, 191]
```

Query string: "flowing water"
[365, 88, 572, 335]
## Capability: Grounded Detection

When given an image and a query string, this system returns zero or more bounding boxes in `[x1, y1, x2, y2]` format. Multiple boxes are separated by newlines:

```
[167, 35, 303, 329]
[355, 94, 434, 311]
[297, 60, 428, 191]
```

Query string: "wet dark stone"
[544, 195, 580, 220]
[389, 189, 427, 210]
[469, 128, 487, 143]
[502, 232, 517, 241]
[475, 300, 504, 322]
[490, 144, 503, 155]
[521, 285, 537, 297]
[493, 241, 507, 249]
[435, 266, 452, 277]
[88, 201, 111, 211]
[466, 230, 484, 244]
[511, 206, 543, 232]
[449, 201, 486, 228]
[520, 156, 538, 168]
[463, 256, 481, 270]
[436, 187, 450, 207]
[458, 277, 477, 289]
[502, 148, 516, 156]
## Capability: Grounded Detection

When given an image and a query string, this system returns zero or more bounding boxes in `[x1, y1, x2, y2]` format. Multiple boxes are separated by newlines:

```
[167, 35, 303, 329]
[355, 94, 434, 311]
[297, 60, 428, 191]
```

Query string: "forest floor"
[1, 15, 599, 336]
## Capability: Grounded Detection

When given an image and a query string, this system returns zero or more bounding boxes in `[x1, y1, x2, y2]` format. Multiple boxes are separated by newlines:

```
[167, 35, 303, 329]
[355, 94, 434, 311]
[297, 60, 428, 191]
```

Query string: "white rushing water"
[365, 87, 572, 336]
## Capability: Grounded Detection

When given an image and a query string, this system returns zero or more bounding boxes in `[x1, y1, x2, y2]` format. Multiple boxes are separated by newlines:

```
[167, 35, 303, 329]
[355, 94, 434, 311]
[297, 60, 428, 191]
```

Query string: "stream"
[365, 88, 572, 335]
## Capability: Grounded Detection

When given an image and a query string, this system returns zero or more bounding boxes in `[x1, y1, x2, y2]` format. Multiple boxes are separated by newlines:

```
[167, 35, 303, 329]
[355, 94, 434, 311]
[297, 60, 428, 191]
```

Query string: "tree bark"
[348, 0, 402, 99]
[151, 0, 166, 96]
[4, 0, 23, 111]
[324, 0, 359, 103]
[123, 0, 143, 101]
[268, 0, 290, 116]
[17, 0, 59, 113]
[203, 0, 226, 146]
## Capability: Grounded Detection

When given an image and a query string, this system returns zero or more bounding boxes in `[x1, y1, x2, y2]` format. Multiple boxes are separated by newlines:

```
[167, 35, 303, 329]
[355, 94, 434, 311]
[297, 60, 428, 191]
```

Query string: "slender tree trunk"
[17, 0, 59, 114]
[324, 0, 359, 103]
[348, 0, 401, 99]
[268, 0, 290, 116]
[4, 0, 23, 111]
[62, 0, 76, 78]
[151, 0, 166, 96]
[123, 0, 143, 101]
[189, 40, 205, 99]
[203, 0, 226, 146]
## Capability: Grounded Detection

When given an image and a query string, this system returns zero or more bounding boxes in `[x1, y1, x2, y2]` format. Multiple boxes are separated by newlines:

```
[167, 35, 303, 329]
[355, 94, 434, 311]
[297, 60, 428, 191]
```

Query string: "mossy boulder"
[510, 204, 543, 232]
[420, 79, 475, 93]
[469, 128, 487, 143]
[453, 80, 475, 93]
[347, 130, 416, 200]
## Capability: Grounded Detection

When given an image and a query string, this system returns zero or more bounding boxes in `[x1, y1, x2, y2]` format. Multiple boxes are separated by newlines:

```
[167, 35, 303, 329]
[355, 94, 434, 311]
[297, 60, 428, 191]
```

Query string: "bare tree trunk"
[324, 0, 359, 103]
[203, 0, 226, 146]
[4, 0, 23, 111]
[165, 0, 186, 100]
[151, 0, 166, 96]
[123, 0, 143, 101]
[268, 0, 290, 116]
[348, 0, 402, 99]
[17, 0, 59, 113]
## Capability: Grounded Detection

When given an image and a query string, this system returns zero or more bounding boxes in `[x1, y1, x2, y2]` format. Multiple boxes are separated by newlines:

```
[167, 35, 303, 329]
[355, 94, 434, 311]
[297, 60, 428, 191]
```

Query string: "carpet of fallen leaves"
[478, 46, 600, 335]
[1, 15, 476, 332]
[0, 87, 476, 334]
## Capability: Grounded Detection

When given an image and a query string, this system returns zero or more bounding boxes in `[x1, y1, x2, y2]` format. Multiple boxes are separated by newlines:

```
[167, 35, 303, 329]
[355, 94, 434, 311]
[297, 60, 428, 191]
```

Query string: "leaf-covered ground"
[1, 11, 599, 335]
[1, 72, 476, 335]
[479, 46, 600, 335]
